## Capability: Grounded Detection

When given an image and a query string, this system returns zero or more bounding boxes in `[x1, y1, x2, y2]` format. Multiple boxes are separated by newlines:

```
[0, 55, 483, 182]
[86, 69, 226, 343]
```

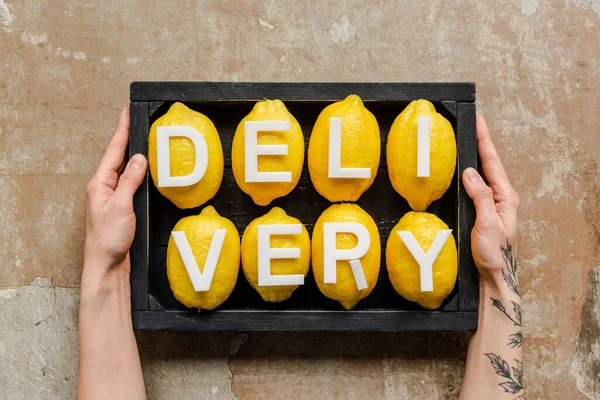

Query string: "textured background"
[1, 0, 599, 399]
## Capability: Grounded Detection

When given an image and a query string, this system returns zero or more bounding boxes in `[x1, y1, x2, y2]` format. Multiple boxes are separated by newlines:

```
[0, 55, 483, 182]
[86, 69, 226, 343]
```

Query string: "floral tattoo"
[491, 298, 522, 348]
[500, 240, 520, 296]
[485, 354, 525, 398]
[486, 240, 525, 398]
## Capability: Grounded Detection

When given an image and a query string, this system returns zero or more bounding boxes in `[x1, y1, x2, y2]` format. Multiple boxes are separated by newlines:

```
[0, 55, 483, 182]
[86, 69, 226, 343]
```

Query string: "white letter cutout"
[323, 222, 370, 290]
[417, 115, 431, 177]
[257, 224, 305, 286]
[157, 126, 208, 187]
[171, 229, 227, 292]
[245, 120, 292, 183]
[328, 117, 371, 179]
[397, 229, 453, 292]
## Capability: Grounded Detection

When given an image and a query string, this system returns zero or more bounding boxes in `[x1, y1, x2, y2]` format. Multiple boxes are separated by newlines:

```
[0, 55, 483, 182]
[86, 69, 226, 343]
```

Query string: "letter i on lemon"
[387, 99, 456, 211]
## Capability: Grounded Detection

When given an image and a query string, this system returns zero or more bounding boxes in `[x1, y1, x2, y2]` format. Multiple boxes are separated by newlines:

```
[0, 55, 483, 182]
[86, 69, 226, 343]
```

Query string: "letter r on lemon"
[323, 222, 369, 290]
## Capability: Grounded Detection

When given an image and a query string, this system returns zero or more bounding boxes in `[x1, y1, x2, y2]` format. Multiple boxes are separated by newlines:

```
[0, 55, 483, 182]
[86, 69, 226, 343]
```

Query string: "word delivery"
[148, 95, 458, 311]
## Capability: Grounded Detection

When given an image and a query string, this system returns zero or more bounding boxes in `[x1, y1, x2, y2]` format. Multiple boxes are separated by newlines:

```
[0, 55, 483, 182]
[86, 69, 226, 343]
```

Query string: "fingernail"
[131, 154, 145, 170]
[465, 168, 480, 184]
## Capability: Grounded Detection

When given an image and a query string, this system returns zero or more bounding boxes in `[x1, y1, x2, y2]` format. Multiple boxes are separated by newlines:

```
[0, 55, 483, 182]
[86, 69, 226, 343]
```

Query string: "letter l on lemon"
[171, 229, 227, 291]
[245, 120, 292, 182]
[157, 126, 208, 187]
[328, 117, 371, 179]
[323, 222, 369, 290]
[397, 229, 453, 292]
[257, 224, 305, 286]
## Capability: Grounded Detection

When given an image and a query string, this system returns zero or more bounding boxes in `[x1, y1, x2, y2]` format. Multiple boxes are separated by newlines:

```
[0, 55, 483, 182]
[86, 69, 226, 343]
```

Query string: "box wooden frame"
[129, 82, 478, 332]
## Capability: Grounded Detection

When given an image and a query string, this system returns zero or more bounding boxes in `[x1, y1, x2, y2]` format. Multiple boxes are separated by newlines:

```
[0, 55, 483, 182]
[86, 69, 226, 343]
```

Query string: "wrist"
[80, 262, 130, 306]
[479, 278, 518, 302]
[479, 273, 503, 292]
[476, 265, 510, 293]
[83, 238, 126, 268]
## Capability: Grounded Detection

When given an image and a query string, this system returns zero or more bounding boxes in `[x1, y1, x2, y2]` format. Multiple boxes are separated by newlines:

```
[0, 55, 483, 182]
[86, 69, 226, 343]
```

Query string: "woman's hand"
[84, 107, 147, 276]
[462, 114, 520, 287]
[460, 114, 524, 400]
[78, 107, 147, 400]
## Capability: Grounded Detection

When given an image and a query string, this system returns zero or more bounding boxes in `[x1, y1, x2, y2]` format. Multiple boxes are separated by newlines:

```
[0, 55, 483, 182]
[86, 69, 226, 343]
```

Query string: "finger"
[463, 167, 499, 229]
[117, 157, 127, 176]
[476, 114, 516, 204]
[96, 107, 130, 186]
[112, 154, 147, 208]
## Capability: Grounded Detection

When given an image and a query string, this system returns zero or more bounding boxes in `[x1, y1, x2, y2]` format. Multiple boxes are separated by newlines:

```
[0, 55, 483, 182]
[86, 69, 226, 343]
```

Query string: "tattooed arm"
[459, 115, 524, 399]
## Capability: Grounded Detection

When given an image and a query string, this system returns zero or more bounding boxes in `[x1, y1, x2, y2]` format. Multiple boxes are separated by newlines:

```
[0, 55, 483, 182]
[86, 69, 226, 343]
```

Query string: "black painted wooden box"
[129, 82, 478, 331]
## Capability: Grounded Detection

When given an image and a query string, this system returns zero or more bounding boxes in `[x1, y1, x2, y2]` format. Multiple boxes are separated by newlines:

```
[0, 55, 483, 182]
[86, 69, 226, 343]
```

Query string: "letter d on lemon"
[157, 126, 208, 187]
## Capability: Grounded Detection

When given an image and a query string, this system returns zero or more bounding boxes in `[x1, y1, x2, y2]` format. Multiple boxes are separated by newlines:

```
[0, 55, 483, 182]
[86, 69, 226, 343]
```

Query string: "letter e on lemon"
[257, 224, 305, 286]
[245, 120, 292, 183]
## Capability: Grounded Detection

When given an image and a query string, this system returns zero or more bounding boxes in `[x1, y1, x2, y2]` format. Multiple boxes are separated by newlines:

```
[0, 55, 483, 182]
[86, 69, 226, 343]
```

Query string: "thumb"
[462, 167, 498, 229]
[113, 154, 147, 207]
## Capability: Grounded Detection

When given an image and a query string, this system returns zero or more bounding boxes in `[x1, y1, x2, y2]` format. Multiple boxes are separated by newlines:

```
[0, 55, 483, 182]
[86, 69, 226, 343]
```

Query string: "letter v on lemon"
[386, 99, 456, 211]
[308, 95, 380, 202]
[167, 206, 240, 311]
[148, 102, 224, 209]
[232, 99, 304, 206]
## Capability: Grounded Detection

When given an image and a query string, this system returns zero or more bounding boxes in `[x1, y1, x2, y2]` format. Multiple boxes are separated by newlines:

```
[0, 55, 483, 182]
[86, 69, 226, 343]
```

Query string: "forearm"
[460, 277, 524, 399]
[78, 262, 145, 400]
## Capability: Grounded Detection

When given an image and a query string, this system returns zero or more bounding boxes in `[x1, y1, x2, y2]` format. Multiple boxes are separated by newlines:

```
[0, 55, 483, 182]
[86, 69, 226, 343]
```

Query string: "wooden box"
[129, 82, 478, 331]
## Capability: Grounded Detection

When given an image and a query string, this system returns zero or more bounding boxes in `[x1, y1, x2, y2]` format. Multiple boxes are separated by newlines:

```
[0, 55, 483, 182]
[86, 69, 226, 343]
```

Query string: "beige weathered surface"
[1, 0, 599, 398]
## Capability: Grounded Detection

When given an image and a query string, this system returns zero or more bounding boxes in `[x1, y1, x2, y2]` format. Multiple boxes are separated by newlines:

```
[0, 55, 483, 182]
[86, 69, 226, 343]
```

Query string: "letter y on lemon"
[397, 229, 452, 292]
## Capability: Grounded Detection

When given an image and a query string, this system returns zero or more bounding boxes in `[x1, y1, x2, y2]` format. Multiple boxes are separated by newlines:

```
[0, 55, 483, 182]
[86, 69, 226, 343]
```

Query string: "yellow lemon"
[386, 211, 457, 310]
[386, 99, 456, 211]
[166, 206, 240, 311]
[308, 94, 380, 202]
[148, 102, 224, 209]
[241, 207, 310, 302]
[231, 99, 304, 206]
[311, 203, 381, 310]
